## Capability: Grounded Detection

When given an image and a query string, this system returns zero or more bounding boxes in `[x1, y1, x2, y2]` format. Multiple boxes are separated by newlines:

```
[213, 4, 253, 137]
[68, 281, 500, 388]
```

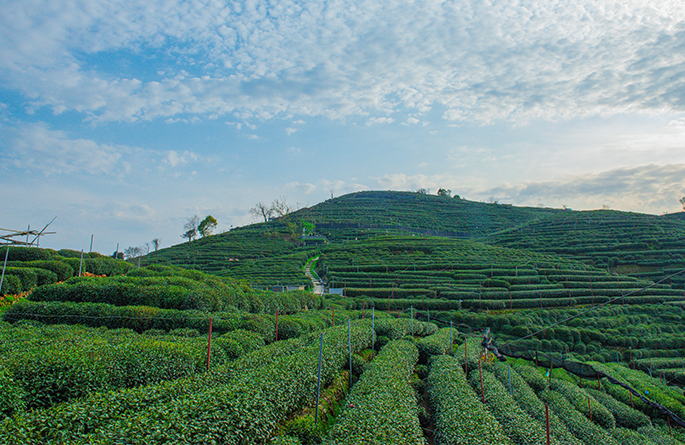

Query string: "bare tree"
[151, 238, 161, 251]
[182, 215, 200, 241]
[250, 202, 274, 222]
[124, 246, 144, 259]
[329, 188, 335, 199]
[272, 195, 293, 218]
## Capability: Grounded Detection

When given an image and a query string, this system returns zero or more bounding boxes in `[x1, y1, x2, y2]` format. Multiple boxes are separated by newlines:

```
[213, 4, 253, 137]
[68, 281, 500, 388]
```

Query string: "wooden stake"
[275, 309, 279, 342]
[479, 360, 485, 404]
[545, 404, 551, 445]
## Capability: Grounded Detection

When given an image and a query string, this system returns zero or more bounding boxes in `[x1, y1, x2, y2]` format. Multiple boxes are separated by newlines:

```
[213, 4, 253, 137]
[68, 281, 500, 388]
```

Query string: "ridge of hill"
[140, 190, 685, 288]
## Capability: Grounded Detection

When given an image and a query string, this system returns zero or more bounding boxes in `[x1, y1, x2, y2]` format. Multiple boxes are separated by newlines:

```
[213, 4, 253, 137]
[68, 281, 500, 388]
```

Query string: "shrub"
[324, 340, 424, 445]
[428, 355, 512, 445]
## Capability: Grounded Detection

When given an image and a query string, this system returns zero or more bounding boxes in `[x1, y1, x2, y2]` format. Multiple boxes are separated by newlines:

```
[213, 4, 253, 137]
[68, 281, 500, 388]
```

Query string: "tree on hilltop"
[182, 215, 200, 242]
[250, 202, 274, 222]
[198, 215, 218, 237]
[680, 196, 685, 211]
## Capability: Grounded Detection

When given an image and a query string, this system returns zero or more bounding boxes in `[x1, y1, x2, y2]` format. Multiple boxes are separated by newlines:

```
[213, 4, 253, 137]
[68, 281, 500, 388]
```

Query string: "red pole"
[587, 397, 592, 422]
[206, 317, 213, 372]
[479, 360, 485, 404]
[275, 309, 279, 342]
[545, 404, 550, 445]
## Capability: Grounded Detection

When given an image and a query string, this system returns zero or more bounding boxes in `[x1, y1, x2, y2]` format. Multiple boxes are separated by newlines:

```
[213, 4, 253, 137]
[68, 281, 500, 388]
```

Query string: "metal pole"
[0, 247, 9, 295]
[449, 321, 453, 356]
[314, 333, 324, 427]
[89, 234, 94, 253]
[410, 305, 414, 335]
[275, 309, 279, 342]
[206, 317, 213, 372]
[508, 363, 512, 395]
[372, 307, 375, 358]
[348, 318, 352, 389]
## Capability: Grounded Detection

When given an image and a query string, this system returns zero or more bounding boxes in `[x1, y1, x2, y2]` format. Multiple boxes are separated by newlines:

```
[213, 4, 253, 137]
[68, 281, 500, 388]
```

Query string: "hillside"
[485, 209, 685, 287]
[140, 190, 563, 282]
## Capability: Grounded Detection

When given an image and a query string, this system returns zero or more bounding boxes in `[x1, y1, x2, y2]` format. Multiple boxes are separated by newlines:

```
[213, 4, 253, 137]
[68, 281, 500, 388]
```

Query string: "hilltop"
[140, 190, 685, 287]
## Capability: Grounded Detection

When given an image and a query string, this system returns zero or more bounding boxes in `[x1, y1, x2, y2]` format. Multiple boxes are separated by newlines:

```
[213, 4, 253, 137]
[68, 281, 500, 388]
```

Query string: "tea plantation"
[2, 190, 685, 443]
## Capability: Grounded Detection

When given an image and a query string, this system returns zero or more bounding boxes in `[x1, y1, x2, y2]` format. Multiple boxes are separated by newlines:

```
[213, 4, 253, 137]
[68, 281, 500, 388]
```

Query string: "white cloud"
[482, 164, 685, 214]
[285, 127, 297, 135]
[285, 181, 317, 195]
[7, 1, 684, 123]
[1, 123, 129, 175]
[163, 150, 199, 168]
[287, 146, 302, 155]
[366, 117, 395, 126]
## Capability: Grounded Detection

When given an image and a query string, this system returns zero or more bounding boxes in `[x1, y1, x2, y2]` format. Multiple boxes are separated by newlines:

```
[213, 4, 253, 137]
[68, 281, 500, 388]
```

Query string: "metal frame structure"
[0, 217, 57, 247]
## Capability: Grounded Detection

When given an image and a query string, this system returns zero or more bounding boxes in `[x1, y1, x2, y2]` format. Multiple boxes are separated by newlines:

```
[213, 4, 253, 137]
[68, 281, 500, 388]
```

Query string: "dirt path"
[305, 256, 324, 295]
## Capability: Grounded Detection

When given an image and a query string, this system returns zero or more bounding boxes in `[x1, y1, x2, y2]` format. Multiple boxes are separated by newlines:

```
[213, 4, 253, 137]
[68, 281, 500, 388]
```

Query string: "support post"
[206, 317, 213, 372]
[508, 363, 512, 395]
[479, 359, 485, 404]
[545, 404, 551, 445]
[79, 250, 84, 276]
[449, 321, 453, 356]
[314, 333, 324, 427]
[90, 234, 94, 253]
[410, 305, 414, 335]
[587, 397, 592, 422]
[348, 318, 352, 389]
[371, 307, 375, 358]
[275, 309, 279, 342]
[0, 247, 9, 295]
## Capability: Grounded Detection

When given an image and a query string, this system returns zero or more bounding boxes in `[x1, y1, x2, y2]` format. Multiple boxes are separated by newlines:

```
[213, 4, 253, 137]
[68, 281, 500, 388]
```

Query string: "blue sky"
[2, 0, 685, 253]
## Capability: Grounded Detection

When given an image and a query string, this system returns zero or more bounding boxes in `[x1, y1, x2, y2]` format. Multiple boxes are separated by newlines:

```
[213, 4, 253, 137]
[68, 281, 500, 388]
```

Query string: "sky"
[2, 0, 685, 254]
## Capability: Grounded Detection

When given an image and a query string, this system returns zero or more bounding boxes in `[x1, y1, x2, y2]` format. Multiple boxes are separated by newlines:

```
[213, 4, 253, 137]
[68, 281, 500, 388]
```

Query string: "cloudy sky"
[2, 0, 685, 253]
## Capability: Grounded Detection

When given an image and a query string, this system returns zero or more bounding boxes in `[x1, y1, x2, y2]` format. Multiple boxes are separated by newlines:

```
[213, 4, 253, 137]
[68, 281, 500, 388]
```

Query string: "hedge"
[469, 367, 560, 445]
[0, 335, 312, 442]
[428, 355, 512, 445]
[324, 340, 424, 445]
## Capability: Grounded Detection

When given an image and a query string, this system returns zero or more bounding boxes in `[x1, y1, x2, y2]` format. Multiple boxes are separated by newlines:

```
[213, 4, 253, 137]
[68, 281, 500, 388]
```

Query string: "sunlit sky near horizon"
[2, 0, 685, 253]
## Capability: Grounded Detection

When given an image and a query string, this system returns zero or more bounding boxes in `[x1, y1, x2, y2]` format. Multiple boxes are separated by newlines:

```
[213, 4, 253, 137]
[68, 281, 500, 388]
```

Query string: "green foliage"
[490, 361, 581, 445]
[0, 366, 26, 419]
[324, 339, 424, 445]
[550, 378, 615, 429]
[587, 388, 652, 430]
[416, 328, 454, 363]
[26, 266, 323, 314]
[469, 367, 560, 445]
[541, 390, 619, 445]
[428, 355, 512, 445]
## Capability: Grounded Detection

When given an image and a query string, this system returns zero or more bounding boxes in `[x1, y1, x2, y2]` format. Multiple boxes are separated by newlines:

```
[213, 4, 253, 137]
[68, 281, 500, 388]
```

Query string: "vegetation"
[2, 190, 685, 443]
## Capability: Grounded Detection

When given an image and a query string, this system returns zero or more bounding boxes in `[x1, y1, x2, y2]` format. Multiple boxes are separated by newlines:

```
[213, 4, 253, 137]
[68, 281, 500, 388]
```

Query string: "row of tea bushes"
[428, 355, 513, 445]
[2, 300, 344, 339]
[0, 321, 267, 413]
[0, 247, 133, 296]
[323, 340, 424, 445]
[0, 335, 313, 442]
[69, 322, 375, 444]
[28, 267, 322, 314]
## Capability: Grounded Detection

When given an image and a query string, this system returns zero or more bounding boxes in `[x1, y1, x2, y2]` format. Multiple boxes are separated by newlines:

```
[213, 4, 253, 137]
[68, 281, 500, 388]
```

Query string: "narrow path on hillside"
[305, 256, 324, 295]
